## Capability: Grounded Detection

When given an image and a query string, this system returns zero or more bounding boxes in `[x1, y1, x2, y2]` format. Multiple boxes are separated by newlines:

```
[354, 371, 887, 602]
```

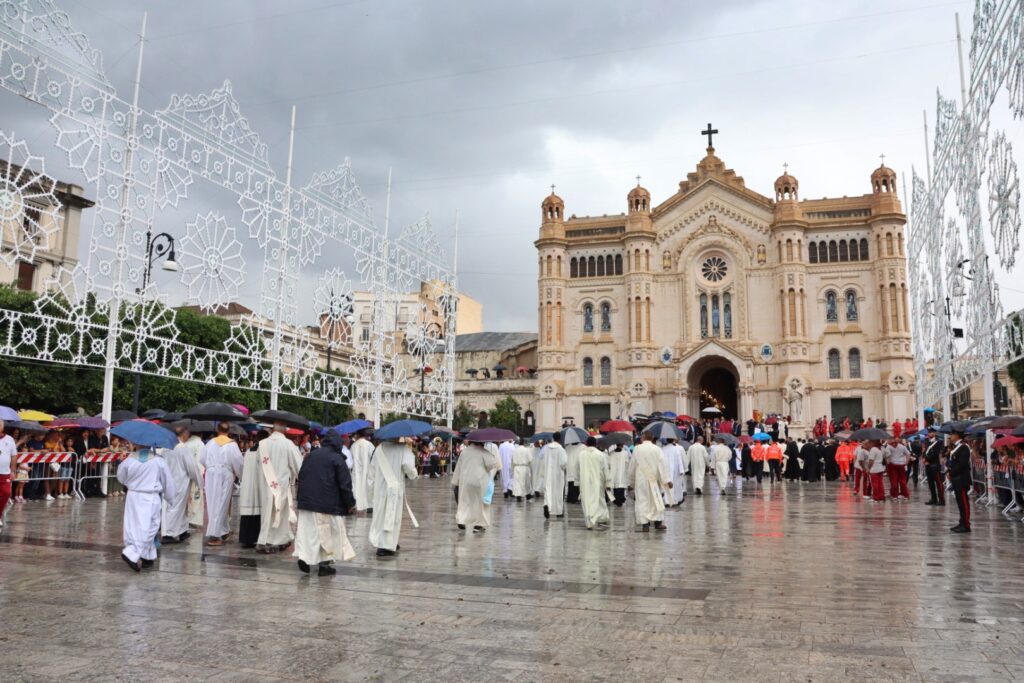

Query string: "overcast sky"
[5, 0, 981, 331]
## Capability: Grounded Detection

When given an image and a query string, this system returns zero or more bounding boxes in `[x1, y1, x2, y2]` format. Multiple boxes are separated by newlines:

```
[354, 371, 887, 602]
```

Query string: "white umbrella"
[701, 407, 722, 415]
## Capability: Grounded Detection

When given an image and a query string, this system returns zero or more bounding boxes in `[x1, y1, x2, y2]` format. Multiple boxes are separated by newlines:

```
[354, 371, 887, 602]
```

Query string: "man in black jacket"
[946, 424, 972, 533]
[923, 433, 945, 507]
[800, 439, 819, 482]
[294, 429, 358, 575]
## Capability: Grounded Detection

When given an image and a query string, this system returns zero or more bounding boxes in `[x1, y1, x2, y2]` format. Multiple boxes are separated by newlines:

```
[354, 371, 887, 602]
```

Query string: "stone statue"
[786, 379, 804, 424]
[845, 290, 858, 321]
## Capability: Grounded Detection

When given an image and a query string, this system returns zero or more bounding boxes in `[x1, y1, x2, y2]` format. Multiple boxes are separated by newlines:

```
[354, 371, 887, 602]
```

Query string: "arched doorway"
[699, 367, 738, 419]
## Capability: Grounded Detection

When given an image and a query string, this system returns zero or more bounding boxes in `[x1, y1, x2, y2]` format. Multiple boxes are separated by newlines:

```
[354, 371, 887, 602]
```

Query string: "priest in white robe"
[530, 440, 545, 497]
[117, 447, 175, 571]
[607, 444, 630, 506]
[541, 433, 567, 519]
[256, 424, 302, 553]
[710, 437, 733, 493]
[629, 434, 671, 531]
[498, 440, 515, 498]
[183, 431, 205, 529]
[160, 427, 202, 544]
[453, 441, 500, 530]
[510, 440, 533, 501]
[661, 439, 685, 506]
[238, 432, 266, 548]
[350, 431, 375, 513]
[201, 424, 244, 545]
[368, 439, 418, 557]
[578, 437, 610, 529]
[688, 437, 709, 496]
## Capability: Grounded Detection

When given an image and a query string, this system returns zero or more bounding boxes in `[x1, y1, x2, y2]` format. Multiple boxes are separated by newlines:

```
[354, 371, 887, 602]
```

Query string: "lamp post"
[133, 229, 178, 414]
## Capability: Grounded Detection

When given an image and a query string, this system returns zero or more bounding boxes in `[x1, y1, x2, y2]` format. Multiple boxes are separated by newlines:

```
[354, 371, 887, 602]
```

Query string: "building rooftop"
[452, 331, 537, 353]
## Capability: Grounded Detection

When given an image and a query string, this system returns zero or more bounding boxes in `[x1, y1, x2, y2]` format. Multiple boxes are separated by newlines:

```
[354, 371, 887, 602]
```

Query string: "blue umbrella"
[111, 419, 178, 450]
[661, 411, 678, 419]
[530, 431, 554, 444]
[334, 418, 373, 434]
[923, 407, 936, 413]
[0, 405, 19, 422]
[752, 432, 772, 442]
[374, 419, 433, 441]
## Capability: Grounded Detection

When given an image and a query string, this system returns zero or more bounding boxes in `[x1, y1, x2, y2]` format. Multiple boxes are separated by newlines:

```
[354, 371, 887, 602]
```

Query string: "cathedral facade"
[534, 141, 914, 436]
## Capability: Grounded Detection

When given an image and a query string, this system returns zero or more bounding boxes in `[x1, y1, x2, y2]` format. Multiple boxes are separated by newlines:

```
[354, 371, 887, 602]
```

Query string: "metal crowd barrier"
[14, 451, 77, 500]
[74, 451, 129, 499]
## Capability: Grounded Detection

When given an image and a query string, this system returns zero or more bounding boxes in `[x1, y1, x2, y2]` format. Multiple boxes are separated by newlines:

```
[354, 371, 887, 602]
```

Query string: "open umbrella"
[530, 432, 554, 444]
[939, 421, 971, 435]
[183, 402, 246, 422]
[738, 434, 753, 445]
[251, 409, 310, 430]
[76, 417, 109, 430]
[992, 435, 1024, 449]
[850, 427, 890, 441]
[599, 419, 634, 434]
[598, 432, 633, 448]
[10, 420, 46, 433]
[559, 426, 590, 445]
[47, 417, 81, 428]
[466, 427, 518, 442]
[141, 409, 167, 420]
[701, 406, 722, 415]
[111, 419, 178, 450]
[162, 412, 184, 423]
[492, 364, 507, 372]
[0, 405, 19, 421]
[1010, 422, 1024, 437]
[752, 432, 772, 442]
[231, 403, 250, 417]
[966, 415, 999, 435]
[171, 419, 216, 433]
[715, 433, 739, 447]
[333, 418, 373, 435]
[374, 419, 432, 441]
[987, 415, 1024, 430]
[105, 409, 138, 423]
[661, 411, 678, 420]
[19, 409, 55, 422]
[834, 430, 853, 440]
[641, 421, 685, 441]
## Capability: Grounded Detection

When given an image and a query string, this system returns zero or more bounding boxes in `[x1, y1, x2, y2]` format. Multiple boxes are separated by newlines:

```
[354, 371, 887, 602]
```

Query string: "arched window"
[556, 255, 562, 276]
[788, 289, 797, 336]
[583, 303, 594, 333]
[596, 255, 605, 277]
[644, 250, 650, 271]
[634, 297, 642, 341]
[588, 256, 596, 277]
[849, 241, 859, 261]
[844, 290, 858, 321]
[860, 237, 869, 260]
[723, 292, 733, 338]
[777, 241, 782, 262]
[600, 357, 611, 385]
[582, 357, 594, 386]
[615, 254, 623, 275]
[809, 243, 818, 263]
[570, 257, 578, 278]
[786, 239, 793, 261]
[633, 249, 640, 271]
[849, 348, 862, 378]
[828, 241, 839, 262]
[545, 255, 552, 276]
[600, 302, 611, 332]
[605, 255, 613, 275]
[825, 290, 838, 323]
[828, 349, 841, 379]
[886, 233, 894, 256]
[839, 240, 849, 261]
[819, 241, 828, 263]
[700, 293, 708, 338]
[711, 294, 720, 336]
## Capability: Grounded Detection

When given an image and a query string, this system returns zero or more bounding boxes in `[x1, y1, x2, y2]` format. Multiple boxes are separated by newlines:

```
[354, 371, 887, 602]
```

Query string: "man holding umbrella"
[368, 420, 424, 557]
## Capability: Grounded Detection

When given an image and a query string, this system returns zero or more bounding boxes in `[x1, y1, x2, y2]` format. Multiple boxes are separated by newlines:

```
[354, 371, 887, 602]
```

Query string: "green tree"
[489, 396, 521, 433]
[452, 400, 476, 430]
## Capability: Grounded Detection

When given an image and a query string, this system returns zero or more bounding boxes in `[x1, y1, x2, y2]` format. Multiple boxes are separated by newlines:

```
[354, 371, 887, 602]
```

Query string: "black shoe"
[504, 491, 511, 498]
[473, 526, 485, 532]
[121, 553, 140, 572]
[951, 525, 971, 533]
[925, 501, 937, 505]
[950, 525, 965, 532]
[641, 523, 651, 533]
[178, 531, 191, 541]
[556, 514, 564, 518]
[318, 563, 337, 576]
[161, 535, 179, 544]
[140, 559, 154, 569]
[457, 524, 466, 530]
[366, 508, 373, 515]
[526, 494, 533, 500]
[376, 548, 396, 557]
[695, 489, 702, 496]
[938, 502, 945, 506]
[543, 505, 550, 519]
[516, 496, 523, 502]
[654, 522, 666, 531]
[298, 560, 310, 573]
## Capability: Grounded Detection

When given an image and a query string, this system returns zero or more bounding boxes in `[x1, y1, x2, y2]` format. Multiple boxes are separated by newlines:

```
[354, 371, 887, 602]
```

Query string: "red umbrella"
[231, 403, 250, 417]
[515, 366, 529, 373]
[992, 435, 1024, 449]
[47, 418, 82, 429]
[765, 416, 778, 425]
[738, 434, 753, 444]
[674, 415, 694, 423]
[599, 420, 634, 434]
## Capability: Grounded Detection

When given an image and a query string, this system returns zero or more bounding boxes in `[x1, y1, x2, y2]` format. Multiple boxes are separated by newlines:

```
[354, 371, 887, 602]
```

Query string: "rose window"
[701, 256, 727, 282]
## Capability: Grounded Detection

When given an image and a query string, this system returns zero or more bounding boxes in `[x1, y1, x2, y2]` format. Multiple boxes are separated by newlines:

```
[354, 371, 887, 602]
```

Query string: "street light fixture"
[133, 228, 178, 414]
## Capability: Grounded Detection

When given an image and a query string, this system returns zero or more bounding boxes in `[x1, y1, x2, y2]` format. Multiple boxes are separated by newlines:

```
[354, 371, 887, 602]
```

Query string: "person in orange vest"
[750, 440, 767, 484]
[765, 439, 783, 483]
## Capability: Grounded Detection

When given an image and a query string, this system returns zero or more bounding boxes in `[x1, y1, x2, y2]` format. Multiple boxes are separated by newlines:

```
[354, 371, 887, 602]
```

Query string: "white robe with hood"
[201, 436, 243, 538]
[688, 442, 709, 492]
[578, 446, 610, 528]
[367, 441, 418, 551]
[628, 442, 669, 525]
[541, 442, 567, 516]
[453, 444, 500, 528]
[511, 445, 533, 497]
[118, 452, 175, 563]
[350, 437, 375, 511]
[161, 442, 202, 537]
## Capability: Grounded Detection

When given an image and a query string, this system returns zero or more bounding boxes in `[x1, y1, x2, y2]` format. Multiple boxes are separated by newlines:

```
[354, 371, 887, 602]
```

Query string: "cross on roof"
[782, 162, 789, 174]
[635, 174, 641, 186]
[550, 183, 556, 194]
[701, 122, 718, 149]
[879, 153, 886, 165]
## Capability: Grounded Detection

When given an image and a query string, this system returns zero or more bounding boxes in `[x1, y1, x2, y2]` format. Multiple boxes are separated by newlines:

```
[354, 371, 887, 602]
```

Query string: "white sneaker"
[44, 494, 54, 501]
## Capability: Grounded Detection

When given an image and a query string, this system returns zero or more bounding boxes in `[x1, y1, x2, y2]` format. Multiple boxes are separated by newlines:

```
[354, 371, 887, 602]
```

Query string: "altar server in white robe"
[161, 427, 202, 543]
[256, 423, 302, 552]
[368, 439, 418, 557]
[237, 432, 266, 548]
[578, 437, 610, 529]
[565, 442, 582, 503]
[688, 436, 709, 496]
[183, 431, 206, 528]
[350, 430, 375, 513]
[453, 441, 500, 530]
[607, 443, 630, 506]
[511, 439, 533, 501]
[201, 423, 244, 545]
[661, 439, 685, 506]
[498, 440, 515, 497]
[710, 437, 733, 492]
[629, 433, 671, 531]
[541, 432, 568, 519]
[117, 447, 175, 571]
[530, 440, 545, 497]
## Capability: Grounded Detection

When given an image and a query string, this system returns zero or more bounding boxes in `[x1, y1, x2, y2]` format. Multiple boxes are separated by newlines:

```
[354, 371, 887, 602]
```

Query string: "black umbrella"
[850, 427, 890, 441]
[171, 419, 216, 433]
[109, 409, 139, 422]
[598, 432, 633, 448]
[492, 364, 507, 371]
[183, 402, 247, 422]
[940, 420, 972, 435]
[530, 431, 554, 444]
[141, 409, 167, 420]
[641, 421, 685, 441]
[251, 409, 310, 430]
[162, 412, 184, 422]
[559, 426, 590, 445]
[714, 433, 739, 447]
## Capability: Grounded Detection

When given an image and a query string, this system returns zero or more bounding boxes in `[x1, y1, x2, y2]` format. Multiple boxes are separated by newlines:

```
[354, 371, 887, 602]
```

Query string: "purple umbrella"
[466, 427, 518, 443]
[76, 417, 110, 430]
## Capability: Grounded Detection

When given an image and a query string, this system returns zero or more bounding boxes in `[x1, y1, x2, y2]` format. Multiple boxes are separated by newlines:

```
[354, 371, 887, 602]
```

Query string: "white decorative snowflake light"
[0, 131, 62, 268]
[179, 211, 246, 311]
[987, 131, 1021, 270]
[314, 268, 354, 350]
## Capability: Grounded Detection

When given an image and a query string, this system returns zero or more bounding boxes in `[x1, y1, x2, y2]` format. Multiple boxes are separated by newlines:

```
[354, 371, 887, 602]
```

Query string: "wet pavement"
[2, 476, 1024, 682]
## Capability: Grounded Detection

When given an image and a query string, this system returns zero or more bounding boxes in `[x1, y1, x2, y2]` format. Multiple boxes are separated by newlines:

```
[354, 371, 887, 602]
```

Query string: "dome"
[774, 170, 798, 201]
[871, 164, 897, 193]
[627, 183, 650, 213]
[542, 190, 564, 222]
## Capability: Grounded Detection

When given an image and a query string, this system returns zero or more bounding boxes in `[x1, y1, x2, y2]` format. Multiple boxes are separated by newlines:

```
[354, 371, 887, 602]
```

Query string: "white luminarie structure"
[0, 1, 457, 424]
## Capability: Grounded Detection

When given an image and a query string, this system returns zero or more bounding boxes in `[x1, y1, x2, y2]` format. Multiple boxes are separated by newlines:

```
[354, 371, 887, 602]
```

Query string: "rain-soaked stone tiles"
[2, 476, 1024, 681]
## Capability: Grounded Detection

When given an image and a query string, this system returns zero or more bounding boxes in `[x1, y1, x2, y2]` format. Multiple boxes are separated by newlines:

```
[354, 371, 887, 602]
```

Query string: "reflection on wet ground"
[2, 476, 1024, 682]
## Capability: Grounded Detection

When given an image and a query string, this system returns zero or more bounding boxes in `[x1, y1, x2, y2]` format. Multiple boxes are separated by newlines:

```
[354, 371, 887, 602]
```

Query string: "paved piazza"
[2, 478, 1024, 682]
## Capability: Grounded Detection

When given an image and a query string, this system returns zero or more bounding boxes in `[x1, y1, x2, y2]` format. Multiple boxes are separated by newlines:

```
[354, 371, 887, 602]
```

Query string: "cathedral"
[533, 131, 914, 435]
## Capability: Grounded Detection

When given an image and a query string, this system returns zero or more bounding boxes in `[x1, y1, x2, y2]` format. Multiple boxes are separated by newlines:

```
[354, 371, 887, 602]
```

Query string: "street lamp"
[133, 228, 178, 414]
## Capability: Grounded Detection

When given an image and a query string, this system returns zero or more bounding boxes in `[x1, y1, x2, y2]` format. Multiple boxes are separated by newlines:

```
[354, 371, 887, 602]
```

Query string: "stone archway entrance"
[686, 355, 740, 421]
